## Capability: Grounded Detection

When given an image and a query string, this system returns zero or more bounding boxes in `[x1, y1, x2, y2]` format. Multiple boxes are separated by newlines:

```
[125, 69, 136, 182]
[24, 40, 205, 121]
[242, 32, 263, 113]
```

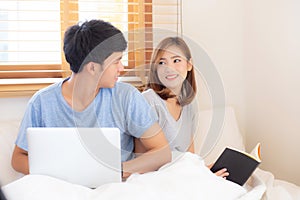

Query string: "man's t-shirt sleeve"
[15, 100, 41, 151]
[125, 89, 158, 138]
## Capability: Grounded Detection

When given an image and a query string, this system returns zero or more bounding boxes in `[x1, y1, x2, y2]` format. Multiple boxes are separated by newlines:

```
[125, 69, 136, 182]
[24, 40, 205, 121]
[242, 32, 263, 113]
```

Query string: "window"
[0, 0, 181, 96]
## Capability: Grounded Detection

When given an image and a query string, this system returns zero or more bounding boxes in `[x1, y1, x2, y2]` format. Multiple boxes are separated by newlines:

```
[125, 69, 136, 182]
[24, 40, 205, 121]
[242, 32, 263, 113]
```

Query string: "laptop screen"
[27, 127, 122, 188]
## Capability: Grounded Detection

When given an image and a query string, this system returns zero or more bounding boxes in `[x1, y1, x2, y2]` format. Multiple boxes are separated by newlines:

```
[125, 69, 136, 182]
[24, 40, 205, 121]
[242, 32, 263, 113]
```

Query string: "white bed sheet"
[254, 168, 300, 200]
[2, 106, 300, 199]
[2, 153, 266, 200]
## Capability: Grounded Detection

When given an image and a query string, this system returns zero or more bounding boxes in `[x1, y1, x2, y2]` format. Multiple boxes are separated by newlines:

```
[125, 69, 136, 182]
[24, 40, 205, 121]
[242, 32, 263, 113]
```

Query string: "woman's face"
[156, 46, 192, 93]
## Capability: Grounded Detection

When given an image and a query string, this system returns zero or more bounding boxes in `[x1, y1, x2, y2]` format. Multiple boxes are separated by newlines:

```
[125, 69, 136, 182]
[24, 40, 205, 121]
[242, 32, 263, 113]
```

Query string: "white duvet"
[2, 153, 266, 200]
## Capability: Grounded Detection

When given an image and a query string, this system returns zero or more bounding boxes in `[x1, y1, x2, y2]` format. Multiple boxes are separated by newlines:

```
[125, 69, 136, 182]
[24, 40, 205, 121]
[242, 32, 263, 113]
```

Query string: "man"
[11, 19, 171, 178]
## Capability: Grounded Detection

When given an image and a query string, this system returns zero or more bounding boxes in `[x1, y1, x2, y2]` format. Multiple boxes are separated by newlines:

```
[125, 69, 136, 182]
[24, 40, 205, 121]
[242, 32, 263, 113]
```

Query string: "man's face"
[96, 52, 124, 88]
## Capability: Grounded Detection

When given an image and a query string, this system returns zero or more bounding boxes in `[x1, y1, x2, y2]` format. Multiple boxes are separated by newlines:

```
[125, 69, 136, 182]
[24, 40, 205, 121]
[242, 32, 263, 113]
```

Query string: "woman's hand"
[207, 163, 229, 178]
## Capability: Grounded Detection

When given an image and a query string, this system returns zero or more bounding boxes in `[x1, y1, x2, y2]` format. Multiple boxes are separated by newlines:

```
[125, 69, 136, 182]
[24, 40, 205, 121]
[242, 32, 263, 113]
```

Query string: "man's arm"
[11, 145, 29, 175]
[122, 123, 171, 178]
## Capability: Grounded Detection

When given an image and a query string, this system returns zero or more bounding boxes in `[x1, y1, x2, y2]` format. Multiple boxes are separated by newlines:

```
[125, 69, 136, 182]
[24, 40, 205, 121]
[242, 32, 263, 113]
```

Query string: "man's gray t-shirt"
[16, 79, 158, 161]
[142, 89, 198, 152]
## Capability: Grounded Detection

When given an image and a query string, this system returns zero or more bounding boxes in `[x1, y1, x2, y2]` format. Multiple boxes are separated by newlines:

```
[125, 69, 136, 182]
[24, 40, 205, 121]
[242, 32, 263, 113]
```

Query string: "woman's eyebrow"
[171, 55, 181, 59]
[160, 55, 180, 59]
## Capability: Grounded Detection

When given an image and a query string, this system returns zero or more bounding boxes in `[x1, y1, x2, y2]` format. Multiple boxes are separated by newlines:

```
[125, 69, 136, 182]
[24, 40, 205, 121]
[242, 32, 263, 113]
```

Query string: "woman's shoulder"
[142, 88, 160, 101]
[182, 99, 199, 118]
[142, 88, 154, 95]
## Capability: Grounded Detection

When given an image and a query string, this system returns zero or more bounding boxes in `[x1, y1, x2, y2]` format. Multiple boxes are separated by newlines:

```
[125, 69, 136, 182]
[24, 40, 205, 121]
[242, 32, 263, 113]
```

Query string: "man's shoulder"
[114, 81, 139, 94]
[115, 81, 135, 89]
[30, 80, 62, 103]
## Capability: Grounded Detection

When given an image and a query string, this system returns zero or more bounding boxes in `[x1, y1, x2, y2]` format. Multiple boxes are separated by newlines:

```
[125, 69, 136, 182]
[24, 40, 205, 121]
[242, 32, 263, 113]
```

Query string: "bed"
[1, 107, 300, 200]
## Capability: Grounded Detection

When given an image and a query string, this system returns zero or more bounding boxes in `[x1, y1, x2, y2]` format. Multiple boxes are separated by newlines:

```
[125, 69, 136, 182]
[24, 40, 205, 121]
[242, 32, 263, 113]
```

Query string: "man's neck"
[62, 74, 100, 112]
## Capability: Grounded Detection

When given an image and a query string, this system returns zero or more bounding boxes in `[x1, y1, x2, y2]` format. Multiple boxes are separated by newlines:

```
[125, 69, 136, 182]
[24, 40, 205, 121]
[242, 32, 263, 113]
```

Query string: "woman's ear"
[187, 58, 193, 71]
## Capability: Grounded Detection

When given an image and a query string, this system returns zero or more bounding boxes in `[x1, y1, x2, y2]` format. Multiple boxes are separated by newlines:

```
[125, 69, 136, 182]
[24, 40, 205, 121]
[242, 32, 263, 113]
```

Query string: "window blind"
[0, 0, 182, 96]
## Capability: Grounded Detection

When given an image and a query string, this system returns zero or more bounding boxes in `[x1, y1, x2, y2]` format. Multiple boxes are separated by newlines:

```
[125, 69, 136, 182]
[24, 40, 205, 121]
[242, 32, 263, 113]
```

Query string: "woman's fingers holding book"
[206, 163, 229, 178]
[214, 168, 229, 178]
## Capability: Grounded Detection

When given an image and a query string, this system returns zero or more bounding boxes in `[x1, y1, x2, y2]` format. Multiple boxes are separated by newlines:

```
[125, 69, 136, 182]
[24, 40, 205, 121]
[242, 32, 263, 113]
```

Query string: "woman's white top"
[142, 89, 198, 152]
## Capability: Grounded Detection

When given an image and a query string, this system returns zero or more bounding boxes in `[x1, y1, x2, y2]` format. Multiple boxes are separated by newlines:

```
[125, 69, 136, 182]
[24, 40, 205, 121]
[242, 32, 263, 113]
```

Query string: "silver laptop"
[27, 127, 122, 188]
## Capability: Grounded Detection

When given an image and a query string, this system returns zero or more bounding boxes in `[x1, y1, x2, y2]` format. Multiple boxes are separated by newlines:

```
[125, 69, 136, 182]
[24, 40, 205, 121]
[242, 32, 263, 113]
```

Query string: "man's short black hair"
[63, 19, 127, 73]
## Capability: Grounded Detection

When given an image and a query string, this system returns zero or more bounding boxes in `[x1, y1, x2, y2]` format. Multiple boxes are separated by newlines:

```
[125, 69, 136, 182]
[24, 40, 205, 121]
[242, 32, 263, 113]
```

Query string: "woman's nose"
[164, 64, 175, 73]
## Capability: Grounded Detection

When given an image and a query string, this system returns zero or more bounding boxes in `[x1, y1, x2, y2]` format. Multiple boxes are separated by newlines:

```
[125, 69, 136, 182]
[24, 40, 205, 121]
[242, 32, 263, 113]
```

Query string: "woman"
[140, 37, 197, 153]
[135, 37, 228, 177]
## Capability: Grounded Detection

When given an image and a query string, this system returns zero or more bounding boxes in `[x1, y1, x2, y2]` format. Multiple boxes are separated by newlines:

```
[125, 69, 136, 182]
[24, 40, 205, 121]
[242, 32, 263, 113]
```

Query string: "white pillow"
[194, 106, 245, 165]
[0, 120, 24, 186]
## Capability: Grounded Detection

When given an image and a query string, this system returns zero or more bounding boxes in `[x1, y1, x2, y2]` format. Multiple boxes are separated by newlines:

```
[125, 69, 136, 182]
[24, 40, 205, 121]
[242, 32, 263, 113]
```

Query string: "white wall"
[182, 0, 246, 130]
[181, 0, 246, 147]
[243, 0, 300, 185]
[183, 0, 300, 185]
[0, 97, 29, 121]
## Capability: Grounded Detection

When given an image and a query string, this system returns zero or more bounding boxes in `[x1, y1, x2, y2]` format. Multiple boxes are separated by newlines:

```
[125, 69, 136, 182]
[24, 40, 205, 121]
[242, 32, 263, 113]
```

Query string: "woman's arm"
[187, 138, 195, 153]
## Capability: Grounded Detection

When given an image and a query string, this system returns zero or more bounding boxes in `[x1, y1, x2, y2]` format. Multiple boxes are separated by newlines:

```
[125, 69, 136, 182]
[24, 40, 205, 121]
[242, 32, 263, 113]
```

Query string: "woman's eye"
[174, 59, 181, 63]
[158, 61, 165, 65]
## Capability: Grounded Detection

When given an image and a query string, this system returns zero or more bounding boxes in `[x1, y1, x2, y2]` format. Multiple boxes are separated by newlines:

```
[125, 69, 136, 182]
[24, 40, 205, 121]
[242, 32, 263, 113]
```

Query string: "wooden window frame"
[0, 0, 152, 97]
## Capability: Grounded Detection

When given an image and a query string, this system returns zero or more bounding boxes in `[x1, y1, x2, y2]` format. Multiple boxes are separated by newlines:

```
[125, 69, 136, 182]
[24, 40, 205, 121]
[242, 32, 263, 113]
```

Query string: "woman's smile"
[165, 74, 179, 80]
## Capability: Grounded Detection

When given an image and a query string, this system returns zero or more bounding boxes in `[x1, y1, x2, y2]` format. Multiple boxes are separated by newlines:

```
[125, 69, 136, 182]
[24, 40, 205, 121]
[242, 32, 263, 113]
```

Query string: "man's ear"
[86, 62, 97, 75]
